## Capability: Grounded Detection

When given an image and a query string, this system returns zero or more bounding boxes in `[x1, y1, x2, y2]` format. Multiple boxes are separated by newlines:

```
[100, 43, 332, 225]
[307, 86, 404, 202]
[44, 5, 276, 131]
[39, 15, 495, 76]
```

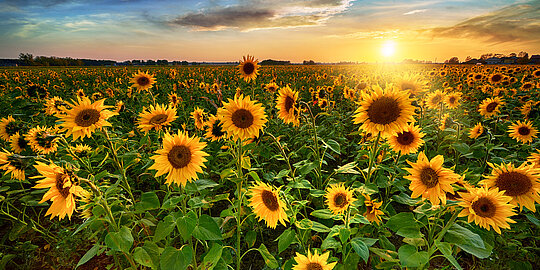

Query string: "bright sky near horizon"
[1, 0, 539, 62]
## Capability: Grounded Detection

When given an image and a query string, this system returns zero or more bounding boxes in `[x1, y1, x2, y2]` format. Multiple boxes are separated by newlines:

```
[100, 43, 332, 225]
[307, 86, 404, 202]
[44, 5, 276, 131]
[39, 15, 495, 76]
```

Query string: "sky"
[0, 0, 539, 62]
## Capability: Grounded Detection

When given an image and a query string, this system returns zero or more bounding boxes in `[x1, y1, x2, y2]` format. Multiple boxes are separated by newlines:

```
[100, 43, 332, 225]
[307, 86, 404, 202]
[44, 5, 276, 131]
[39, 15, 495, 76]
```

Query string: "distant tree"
[518, 51, 528, 58]
[493, 53, 504, 58]
[157, 59, 168, 65]
[465, 56, 472, 62]
[146, 60, 156, 65]
[18, 53, 34, 66]
[303, 60, 315, 65]
[508, 52, 517, 57]
[480, 53, 493, 60]
[447, 57, 459, 64]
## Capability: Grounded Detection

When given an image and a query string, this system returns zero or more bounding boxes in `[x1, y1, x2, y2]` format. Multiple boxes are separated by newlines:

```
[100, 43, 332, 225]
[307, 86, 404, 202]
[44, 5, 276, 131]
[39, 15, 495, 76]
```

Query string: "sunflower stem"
[102, 129, 135, 204]
[181, 189, 198, 270]
[366, 132, 381, 184]
[235, 138, 244, 270]
[301, 101, 323, 189]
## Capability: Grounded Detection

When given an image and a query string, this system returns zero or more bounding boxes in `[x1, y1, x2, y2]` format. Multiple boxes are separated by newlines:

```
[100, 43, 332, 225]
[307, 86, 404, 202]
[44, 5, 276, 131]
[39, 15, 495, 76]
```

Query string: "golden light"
[381, 40, 396, 57]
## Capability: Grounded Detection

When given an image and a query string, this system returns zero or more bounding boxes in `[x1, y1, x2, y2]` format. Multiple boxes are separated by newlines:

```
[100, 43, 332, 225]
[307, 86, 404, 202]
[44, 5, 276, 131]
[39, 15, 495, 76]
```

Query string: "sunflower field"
[0, 60, 539, 270]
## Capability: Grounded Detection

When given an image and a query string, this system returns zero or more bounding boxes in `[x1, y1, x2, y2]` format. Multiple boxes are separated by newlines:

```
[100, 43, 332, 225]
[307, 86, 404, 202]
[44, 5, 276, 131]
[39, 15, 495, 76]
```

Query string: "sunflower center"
[396, 131, 414, 145]
[486, 102, 498, 113]
[333, 193, 348, 208]
[491, 74, 502, 82]
[284, 96, 294, 112]
[367, 96, 402, 125]
[431, 95, 441, 104]
[137, 76, 150, 86]
[5, 122, 20, 137]
[268, 86, 276, 92]
[150, 114, 168, 125]
[356, 82, 367, 90]
[472, 197, 496, 218]
[231, 109, 254, 129]
[211, 121, 225, 137]
[75, 109, 100, 127]
[17, 137, 28, 149]
[318, 90, 326, 99]
[449, 97, 456, 104]
[518, 126, 531, 136]
[55, 173, 72, 198]
[242, 62, 255, 75]
[261, 190, 279, 211]
[167, 145, 192, 169]
[306, 262, 323, 270]
[420, 167, 439, 188]
[401, 82, 415, 92]
[523, 83, 532, 89]
[495, 172, 532, 196]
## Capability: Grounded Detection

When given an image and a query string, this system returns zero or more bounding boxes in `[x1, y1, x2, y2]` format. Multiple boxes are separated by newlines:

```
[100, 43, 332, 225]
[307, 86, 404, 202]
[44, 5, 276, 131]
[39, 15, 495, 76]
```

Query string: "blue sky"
[1, 0, 538, 62]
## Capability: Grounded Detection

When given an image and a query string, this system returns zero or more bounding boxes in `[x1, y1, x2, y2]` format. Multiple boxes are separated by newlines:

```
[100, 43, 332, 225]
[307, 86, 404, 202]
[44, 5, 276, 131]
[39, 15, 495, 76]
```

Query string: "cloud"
[168, 0, 354, 31]
[428, 1, 540, 43]
[403, 9, 427, 15]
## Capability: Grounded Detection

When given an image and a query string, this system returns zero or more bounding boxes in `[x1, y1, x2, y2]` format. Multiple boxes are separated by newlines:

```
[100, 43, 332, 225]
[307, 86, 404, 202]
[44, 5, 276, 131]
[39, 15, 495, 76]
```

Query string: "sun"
[381, 40, 396, 57]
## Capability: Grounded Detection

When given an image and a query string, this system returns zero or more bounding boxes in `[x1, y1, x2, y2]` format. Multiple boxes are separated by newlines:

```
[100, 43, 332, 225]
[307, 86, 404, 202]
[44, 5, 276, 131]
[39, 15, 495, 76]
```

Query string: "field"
[0, 63, 539, 270]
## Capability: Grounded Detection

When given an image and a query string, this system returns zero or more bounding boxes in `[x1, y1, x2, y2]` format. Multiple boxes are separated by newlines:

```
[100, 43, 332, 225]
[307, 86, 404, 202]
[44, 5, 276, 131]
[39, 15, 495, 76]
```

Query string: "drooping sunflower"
[362, 194, 384, 224]
[469, 123, 484, 139]
[387, 124, 425, 155]
[405, 152, 459, 205]
[439, 113, 453, 130]
[217, 94, 267, 141]
[444, 92, 462, 109]
[528, 150, 540, 168]
[507, 120, 537, 144]
[458, 186, 516, 234]
[149, 131, 208, 187]
[130, 70, 156, 91]
[265, 82, 279, 93]
[0, 116, 22, 141]
[191, 107, 206, 130]
[32, 161, 86, 220]
[275, 85, 300, 126]
[425, 90, 444, 109]
[205, 115, 226, 141]
[478, 97, 504, 118]
[137, 104, 177, 133]
[480, 162, 540, 211]
[45, 96, 67, 116]
[9, 132, 28, 153]
[238, 55, 259, 82]
[325, 183, 356, 215]
[57, 97, 117, 140]
[26, 126, 59, 154]
[248, 181, 289, 229]
[0, 151, 26, 181]
[292, 250, 337, 270]
[352, 84, 415, 137]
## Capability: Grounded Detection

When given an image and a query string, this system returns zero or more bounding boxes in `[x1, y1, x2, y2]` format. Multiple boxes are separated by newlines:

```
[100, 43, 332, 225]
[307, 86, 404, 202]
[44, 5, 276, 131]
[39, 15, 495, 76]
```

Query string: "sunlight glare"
[381, 41, 396, 57]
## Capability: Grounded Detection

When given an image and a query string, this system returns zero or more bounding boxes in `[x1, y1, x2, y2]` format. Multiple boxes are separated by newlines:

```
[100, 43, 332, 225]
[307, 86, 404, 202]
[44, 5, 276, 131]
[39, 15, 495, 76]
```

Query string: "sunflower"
[0, 151, 26, 181]
[57, 97, 117, 140]
[387, 124, 425, 155]
[76, 89, 85, 97]
[521, 81, 534, 91]
[478, 97, 504, 118]
[26, 126, 59, 154]
[217, 94, 267, 141]
[325, 183, 356, 215]
[444, 92, 462, 109]
[0, 116, 22, 141]
[191, 107, 206, 130]
[480, 162, 540, 211]
[405, 152, 459, 205]
[276, 85, 300, 126]
[149, 131, 208, 187]
[130, 70, 156, 91]
[205, 115, 226, 141]
[72, 144, 92, 157]
[248, 181, 289, 229]
[114, 100, 124, 113]
[528, 150, 540, 168]
[292, 250, 337, 270]
[352, 84, 415, 137]
[458, 186, 516, 234]
[508, 120, 538, 144]
[469, 123, 484, 139]
[9, 132, 28, 153]
[439, 114, 453, 130]
[137, 104, 177, 133]
[425, 90, 444, 109]
[532, 69, 540, 78]
[168, 92, 181, 107]
[45, 96, 67, 115]
[395, 73, 428, 97]
[32, 161, 86, 220]
[238, 55, 259, 82]
[488, 73, 504, 84]
[265, 82, 279, 93]
[363, 194, 384, 224]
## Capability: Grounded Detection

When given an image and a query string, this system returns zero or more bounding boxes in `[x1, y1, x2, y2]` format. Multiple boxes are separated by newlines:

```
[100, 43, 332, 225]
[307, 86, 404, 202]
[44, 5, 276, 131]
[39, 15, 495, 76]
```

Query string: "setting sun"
[381, 41, 396, 58]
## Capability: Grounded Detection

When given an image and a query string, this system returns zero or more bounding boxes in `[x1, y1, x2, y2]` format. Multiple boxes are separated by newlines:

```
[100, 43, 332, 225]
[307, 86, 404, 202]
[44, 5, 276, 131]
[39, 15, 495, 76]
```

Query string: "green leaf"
[311, 221, 330, 233]
[160, 245, 192, 270]
[9, 222, 29, 241]
[335, 162, 360, 174]
[339, 228, 350, 244]
[434, 241, 463, 270]
[133, 242, 160, 269]
[258, 244, 278, 269]
[398, 244, 429, 268]
[278, 229, 296, 254]
[136, 191, 160, 211]
[351, 238, 370, 263]
[154, 215, 176, 242]
[392, 193, 420, 206]
[444, 223, 491, 259]
[396, 226, 424, 238]
[453, 143, 470, 154]
[203, 243, 223, 269]
[322, 138, 341, 154]
[105, 226, 133, 253]
[526, 214, 540, 226]
[247, 171, 260, 182]
[76, 244, 99, 269]
[177, 211, 197, 242]
[245, 230, 257, 248]
[349, 214, 370, 224]
[296, 219, 313, 230]
[274, 169, 290, 180]
[386, 212, 417, 233]
[161, 196, 183, 210]
[193, 214, 223, 240]
[310, 209, 335, 219]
